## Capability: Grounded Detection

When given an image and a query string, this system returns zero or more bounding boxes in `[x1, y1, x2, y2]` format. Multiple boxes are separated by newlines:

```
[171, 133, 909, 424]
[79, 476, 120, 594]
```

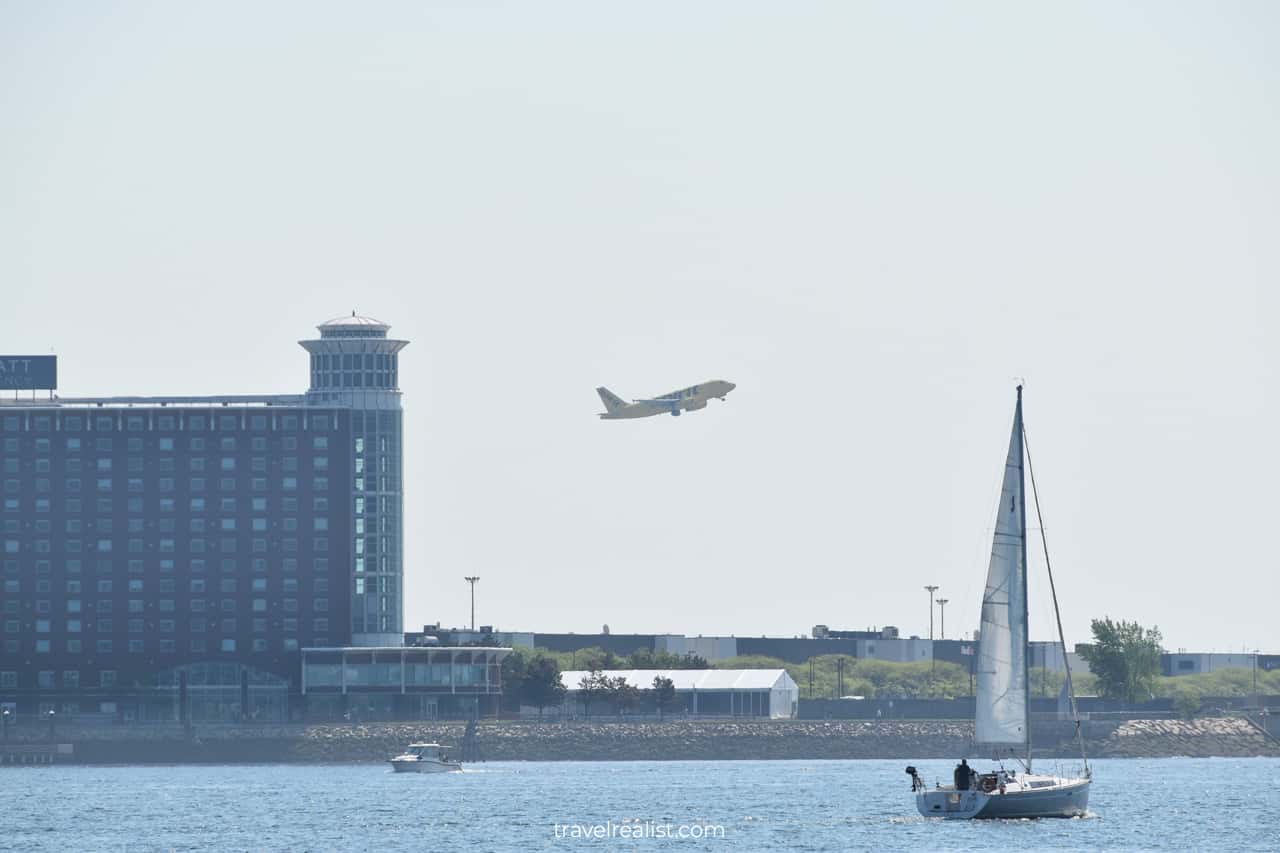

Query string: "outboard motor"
[905, 766, 922, 792]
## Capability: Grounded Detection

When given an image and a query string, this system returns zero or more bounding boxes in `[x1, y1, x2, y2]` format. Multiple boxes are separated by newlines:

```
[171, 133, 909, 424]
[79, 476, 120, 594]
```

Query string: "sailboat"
[910, 386, 1091, 819]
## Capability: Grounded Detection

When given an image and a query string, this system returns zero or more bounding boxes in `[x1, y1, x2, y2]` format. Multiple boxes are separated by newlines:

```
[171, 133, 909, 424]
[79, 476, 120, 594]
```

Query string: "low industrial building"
[560, 668, 799, 719]
[301, 646, 509, 720]
[1161, 652, 1259, 676]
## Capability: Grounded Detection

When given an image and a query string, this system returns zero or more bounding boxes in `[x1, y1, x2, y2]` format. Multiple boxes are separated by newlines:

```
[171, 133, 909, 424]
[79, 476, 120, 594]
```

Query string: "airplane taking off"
[596, 380, 736, 419]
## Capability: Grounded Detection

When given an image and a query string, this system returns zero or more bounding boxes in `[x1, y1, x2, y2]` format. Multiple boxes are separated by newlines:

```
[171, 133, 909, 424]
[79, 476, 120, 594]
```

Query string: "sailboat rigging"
[909, 386, 1091, 819]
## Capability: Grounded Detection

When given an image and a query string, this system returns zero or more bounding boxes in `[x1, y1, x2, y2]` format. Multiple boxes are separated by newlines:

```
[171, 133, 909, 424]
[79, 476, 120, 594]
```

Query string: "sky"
[1, 2, 1276, 652]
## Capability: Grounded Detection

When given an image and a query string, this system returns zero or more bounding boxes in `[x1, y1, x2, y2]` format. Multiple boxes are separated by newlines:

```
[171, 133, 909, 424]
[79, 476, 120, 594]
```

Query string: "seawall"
[12, 716, 1279, 764]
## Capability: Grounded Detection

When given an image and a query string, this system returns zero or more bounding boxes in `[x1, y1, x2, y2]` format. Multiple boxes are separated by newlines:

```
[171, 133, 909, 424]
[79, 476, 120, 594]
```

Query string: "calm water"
[3, 758, 1278, 851]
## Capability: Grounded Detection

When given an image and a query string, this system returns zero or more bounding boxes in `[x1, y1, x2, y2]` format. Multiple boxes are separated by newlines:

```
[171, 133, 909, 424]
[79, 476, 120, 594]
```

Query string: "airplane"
[596, 380, 736, 419]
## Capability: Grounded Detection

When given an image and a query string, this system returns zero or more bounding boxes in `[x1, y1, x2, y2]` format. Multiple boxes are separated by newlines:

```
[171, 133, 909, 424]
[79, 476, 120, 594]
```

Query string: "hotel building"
[0, 315, 505, 721]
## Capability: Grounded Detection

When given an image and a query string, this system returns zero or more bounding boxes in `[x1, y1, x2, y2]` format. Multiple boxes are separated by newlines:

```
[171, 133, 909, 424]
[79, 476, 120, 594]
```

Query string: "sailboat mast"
[1016, 385, 1031, 771]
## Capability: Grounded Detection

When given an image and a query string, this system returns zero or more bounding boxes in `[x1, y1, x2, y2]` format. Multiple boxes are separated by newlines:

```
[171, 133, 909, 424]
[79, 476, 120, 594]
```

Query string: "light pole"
[1255, 649, 1260, 710]
[924, 585, 939, 641]
[464, 576, 480, 632]
[936, 598, 949, 640]
[1, 707, 9, 742]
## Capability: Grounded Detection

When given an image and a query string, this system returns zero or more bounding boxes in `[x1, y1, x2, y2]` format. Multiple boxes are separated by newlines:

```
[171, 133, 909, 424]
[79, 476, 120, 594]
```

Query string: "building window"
[221, 639, 236, 653]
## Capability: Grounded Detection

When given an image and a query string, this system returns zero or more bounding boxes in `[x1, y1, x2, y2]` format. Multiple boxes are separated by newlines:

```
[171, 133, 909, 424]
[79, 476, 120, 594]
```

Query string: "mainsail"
[974, 389, 1029, 748]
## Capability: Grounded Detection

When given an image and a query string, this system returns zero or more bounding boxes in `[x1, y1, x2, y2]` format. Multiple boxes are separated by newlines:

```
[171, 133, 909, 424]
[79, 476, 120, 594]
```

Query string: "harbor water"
[4, 757, 1278, 851]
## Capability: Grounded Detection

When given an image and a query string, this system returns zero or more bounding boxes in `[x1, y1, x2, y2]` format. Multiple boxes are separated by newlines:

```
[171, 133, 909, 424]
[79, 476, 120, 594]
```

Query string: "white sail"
[974, 392, 1029, 748]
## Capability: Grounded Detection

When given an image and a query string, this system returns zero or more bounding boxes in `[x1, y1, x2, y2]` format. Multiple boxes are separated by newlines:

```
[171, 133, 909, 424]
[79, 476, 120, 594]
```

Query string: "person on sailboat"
[954, 759, 972, 791]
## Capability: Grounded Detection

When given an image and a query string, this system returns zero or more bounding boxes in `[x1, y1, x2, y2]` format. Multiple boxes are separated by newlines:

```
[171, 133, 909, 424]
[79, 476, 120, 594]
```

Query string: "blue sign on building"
[0, 356, 56, 389]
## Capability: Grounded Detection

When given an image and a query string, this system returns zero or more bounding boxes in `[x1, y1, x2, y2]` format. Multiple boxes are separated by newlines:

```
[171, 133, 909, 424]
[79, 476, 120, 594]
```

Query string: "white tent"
[561, 669, 799, 719]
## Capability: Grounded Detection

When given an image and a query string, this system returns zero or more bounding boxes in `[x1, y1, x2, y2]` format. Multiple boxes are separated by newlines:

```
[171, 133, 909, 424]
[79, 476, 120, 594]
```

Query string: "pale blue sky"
[2, 2, 1276, 650]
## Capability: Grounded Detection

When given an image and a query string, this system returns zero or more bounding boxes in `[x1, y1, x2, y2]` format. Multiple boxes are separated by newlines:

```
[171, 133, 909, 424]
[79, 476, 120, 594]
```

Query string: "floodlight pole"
[924, 585, 939, 680]
[936, 598, 949, 640]
[924, 585, 939, 640]
[464, 576, 480, 632]
[1255, 649, 1260, 710]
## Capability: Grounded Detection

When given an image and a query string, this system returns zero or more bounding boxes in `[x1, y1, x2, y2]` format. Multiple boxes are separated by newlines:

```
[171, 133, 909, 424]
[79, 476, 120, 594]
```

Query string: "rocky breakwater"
[1090, 717, 1280, 758]
[294, 719, 976, 762]
[27, 715, 1280, 764]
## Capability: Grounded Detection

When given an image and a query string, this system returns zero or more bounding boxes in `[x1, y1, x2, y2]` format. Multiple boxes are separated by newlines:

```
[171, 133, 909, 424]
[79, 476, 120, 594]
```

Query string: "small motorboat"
[389, 743, 462, 773]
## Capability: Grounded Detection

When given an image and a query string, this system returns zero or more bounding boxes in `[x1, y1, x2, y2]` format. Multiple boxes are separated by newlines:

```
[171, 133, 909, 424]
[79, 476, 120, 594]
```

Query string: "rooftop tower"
[300, 313, 409, 645]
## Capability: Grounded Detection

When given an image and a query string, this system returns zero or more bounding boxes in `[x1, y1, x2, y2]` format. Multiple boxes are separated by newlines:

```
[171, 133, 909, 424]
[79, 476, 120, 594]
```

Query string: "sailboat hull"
[916, 776, 1090, 820]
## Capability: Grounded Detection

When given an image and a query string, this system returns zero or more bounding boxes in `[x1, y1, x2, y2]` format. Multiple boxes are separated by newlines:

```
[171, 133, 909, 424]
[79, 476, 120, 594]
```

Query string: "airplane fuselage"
[597, 380, 735, 419]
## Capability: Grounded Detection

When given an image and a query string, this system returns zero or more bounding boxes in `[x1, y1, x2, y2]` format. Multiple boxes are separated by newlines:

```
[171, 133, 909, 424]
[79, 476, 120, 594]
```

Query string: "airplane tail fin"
[596, 386, 627, 413]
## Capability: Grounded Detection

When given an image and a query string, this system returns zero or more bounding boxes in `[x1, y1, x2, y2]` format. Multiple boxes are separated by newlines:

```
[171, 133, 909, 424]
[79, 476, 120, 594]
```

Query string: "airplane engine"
[670, 408, 681, 417]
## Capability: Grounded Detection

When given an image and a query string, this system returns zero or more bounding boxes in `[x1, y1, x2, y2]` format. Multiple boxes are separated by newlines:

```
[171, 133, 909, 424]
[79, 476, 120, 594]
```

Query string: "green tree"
[573, 647, 622, 672]
[608, 676, 640, 716]
[626, 647, 709, 670]
[578, 670, 609, 717]
[652, 675, 679, 720]
[1168, 683, 1201, 719]
[522, 656, 567, 718]
[1077, 618, 1164, 704]
[500, 650, 529, 712]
